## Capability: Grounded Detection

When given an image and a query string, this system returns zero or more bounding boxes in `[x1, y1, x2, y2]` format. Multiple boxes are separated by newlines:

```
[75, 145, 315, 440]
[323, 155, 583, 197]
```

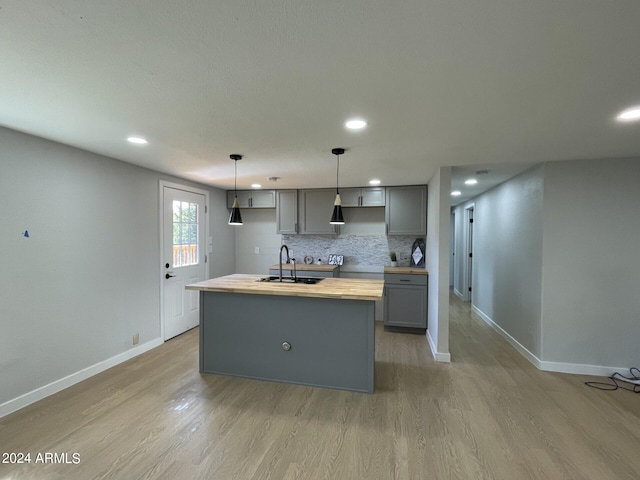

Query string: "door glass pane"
[172, 200, 199, 267]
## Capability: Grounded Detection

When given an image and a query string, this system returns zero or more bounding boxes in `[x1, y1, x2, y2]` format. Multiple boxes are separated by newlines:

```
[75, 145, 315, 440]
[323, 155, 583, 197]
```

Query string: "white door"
[162, 185, 207, 340]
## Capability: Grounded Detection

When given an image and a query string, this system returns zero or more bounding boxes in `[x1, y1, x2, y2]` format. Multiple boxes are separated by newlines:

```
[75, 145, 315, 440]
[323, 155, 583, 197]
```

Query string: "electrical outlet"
[133, 333, 139, 345]
[289, 250, 294, 258]
[255, 247, 260, 254]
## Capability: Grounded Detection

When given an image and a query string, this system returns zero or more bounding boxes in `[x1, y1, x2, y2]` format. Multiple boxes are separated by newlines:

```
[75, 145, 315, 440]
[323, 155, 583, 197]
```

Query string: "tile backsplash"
[281, 234, 424, 272]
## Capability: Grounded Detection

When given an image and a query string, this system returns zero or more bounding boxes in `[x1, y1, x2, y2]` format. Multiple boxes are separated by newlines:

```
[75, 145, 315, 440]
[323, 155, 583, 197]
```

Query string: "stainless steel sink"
[257, 276, 324, 284]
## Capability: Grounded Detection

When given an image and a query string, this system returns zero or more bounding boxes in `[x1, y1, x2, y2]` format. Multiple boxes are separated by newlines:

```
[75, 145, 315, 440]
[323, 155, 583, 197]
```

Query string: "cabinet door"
[276, 190, 298, 234]
[339, 188, 362, 207]
[383, 284, 427, 328]
[298, 189, 338, 234]
[227, 190, 252, 208]
[361, 187, 386, 206]
[250, 190, 276, 208]
[385, 185, 427, 235]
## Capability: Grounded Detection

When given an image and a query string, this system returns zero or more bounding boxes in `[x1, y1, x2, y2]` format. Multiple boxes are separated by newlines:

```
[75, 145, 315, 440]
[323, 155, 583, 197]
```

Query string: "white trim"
[537, 360, 626, 377]
[472, 305, 626, 377]
[427, 329, 451, 363]
[159, 181, 210, 342]
[0, 338, 163, 419]
[453, 288, 465, 300]
[472, 305, 541, 368]
[462, 203, 475, 302]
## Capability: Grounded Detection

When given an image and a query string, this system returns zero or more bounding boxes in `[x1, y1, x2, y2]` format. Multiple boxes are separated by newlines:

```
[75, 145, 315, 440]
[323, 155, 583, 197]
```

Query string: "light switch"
[255, 247, 260, 254]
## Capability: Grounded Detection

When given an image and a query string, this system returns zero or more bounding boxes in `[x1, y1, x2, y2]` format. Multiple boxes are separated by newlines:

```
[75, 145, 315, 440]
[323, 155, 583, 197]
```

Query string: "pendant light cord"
[234, 159, 238, 195]
[336, 153, 340, 194]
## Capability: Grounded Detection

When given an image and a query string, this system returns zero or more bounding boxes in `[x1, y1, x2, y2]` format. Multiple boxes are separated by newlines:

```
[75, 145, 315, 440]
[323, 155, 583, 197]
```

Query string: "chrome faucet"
[290, 258, 298, 282]
[279, 245, 290, 282]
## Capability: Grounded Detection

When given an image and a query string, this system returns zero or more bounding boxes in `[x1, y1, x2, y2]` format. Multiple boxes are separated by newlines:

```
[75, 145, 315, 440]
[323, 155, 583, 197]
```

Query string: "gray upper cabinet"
[227, 190, 276, 209]
[276, 190, 298, 234]
[340, 187, 386, 207]
[227, 190, 251, 208]
[298, 189, 338, 234]
[385, 185, 427, 235]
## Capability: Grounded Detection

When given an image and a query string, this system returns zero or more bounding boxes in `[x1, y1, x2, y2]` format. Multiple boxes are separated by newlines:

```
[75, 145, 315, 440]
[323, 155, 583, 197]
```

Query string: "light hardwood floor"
[1, 292, 639, 479]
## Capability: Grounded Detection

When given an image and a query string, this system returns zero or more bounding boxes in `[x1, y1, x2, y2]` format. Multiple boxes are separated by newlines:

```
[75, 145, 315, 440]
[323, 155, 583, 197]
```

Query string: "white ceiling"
[1, 1, 639, 196]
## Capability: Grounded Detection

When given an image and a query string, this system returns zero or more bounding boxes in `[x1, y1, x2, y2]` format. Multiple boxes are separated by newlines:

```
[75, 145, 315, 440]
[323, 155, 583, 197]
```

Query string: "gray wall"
[234, 209, 282, 274]
[541, 158, 640, 368]
[426, 167, 451, 361]
[0, 126, 234, 410]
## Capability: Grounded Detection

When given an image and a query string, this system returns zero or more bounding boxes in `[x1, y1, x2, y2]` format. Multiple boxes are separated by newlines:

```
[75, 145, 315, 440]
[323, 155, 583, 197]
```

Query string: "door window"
[172, 200, 199, 267]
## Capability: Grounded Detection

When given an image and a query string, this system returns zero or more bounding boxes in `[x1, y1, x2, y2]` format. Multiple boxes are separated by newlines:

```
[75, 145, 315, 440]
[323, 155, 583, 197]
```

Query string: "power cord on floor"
[585, 367, 640, 393]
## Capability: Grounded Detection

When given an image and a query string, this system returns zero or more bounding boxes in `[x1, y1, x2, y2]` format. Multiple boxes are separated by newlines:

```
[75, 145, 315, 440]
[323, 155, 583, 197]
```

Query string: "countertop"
[186, 274, 384, 301]
[268, 264, 339, 272]
[384, 266, 429, 275]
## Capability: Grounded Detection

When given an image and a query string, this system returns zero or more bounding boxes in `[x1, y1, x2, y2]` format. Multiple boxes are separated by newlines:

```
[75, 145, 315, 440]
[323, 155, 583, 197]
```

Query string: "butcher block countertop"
[384, 266, 429, 275]
[186, 274, 384, 301]
[268, 263, 339, 272]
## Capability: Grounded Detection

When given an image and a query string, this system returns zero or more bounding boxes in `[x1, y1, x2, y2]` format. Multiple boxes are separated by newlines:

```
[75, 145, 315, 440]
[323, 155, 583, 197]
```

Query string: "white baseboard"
[471, 305, 626, 377]
[537, 360, 627, 377]
[0, 338, 164, 419]
[426, 329, 451, 363]
[453, 288, 464, 300]
[471, 305, 542, 368]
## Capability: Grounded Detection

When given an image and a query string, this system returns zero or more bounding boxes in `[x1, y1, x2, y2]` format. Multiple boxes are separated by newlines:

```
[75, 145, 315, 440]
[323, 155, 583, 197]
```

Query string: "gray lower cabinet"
[385, 185, 427, 235]
[276, 190, 298, 234]
[298, 189, 338, 234]
[383, 273, 427, 329]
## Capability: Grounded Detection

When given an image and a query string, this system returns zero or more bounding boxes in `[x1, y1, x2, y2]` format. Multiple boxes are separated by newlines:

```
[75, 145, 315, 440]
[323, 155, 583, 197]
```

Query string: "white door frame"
[159, 181, 210, 341]
[450, 211, 456, 288]
[462, 203, 475, 302]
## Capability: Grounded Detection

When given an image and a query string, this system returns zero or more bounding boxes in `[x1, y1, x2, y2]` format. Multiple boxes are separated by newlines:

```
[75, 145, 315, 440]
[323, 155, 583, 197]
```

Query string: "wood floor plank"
[1, 292, 639, 479]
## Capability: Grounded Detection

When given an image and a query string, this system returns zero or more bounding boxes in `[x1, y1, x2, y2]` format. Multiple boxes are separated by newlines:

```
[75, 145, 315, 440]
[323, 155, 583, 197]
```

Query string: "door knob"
[165, 273, 176, 279]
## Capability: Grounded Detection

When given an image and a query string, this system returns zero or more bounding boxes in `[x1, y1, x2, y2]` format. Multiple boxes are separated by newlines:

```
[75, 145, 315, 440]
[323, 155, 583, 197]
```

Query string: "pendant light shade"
[228, 154, 243, 225]
[330, 148, 346, 225]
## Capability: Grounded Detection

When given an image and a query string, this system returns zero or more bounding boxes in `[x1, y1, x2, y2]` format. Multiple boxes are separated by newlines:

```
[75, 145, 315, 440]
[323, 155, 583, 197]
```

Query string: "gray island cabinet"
[186, 274, 384, 393]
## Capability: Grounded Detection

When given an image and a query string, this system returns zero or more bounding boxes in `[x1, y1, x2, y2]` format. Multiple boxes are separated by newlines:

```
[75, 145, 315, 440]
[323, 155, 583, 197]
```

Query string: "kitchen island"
[186, 274, 384, 393]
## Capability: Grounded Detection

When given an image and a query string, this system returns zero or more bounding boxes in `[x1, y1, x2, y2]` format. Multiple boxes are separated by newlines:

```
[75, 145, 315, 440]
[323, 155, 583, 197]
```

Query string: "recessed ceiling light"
[464, 178, 478, 185]
[345, 118, 367, 130]
[616, 106, 640, 122]
[251, 184, 262, 188]
[369, 179, 381, 185]
[451, 191, 462, 197]
[127, 136, 148, 144]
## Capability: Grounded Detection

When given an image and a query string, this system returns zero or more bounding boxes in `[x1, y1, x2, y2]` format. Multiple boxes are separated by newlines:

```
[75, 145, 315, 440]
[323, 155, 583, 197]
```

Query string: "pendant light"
[330, 148, 345, 225]
[228, 154, 243, 225]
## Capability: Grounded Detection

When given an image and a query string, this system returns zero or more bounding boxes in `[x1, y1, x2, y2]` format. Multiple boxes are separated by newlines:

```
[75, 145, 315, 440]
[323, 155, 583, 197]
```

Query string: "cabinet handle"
[249, 198, 253, 208]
